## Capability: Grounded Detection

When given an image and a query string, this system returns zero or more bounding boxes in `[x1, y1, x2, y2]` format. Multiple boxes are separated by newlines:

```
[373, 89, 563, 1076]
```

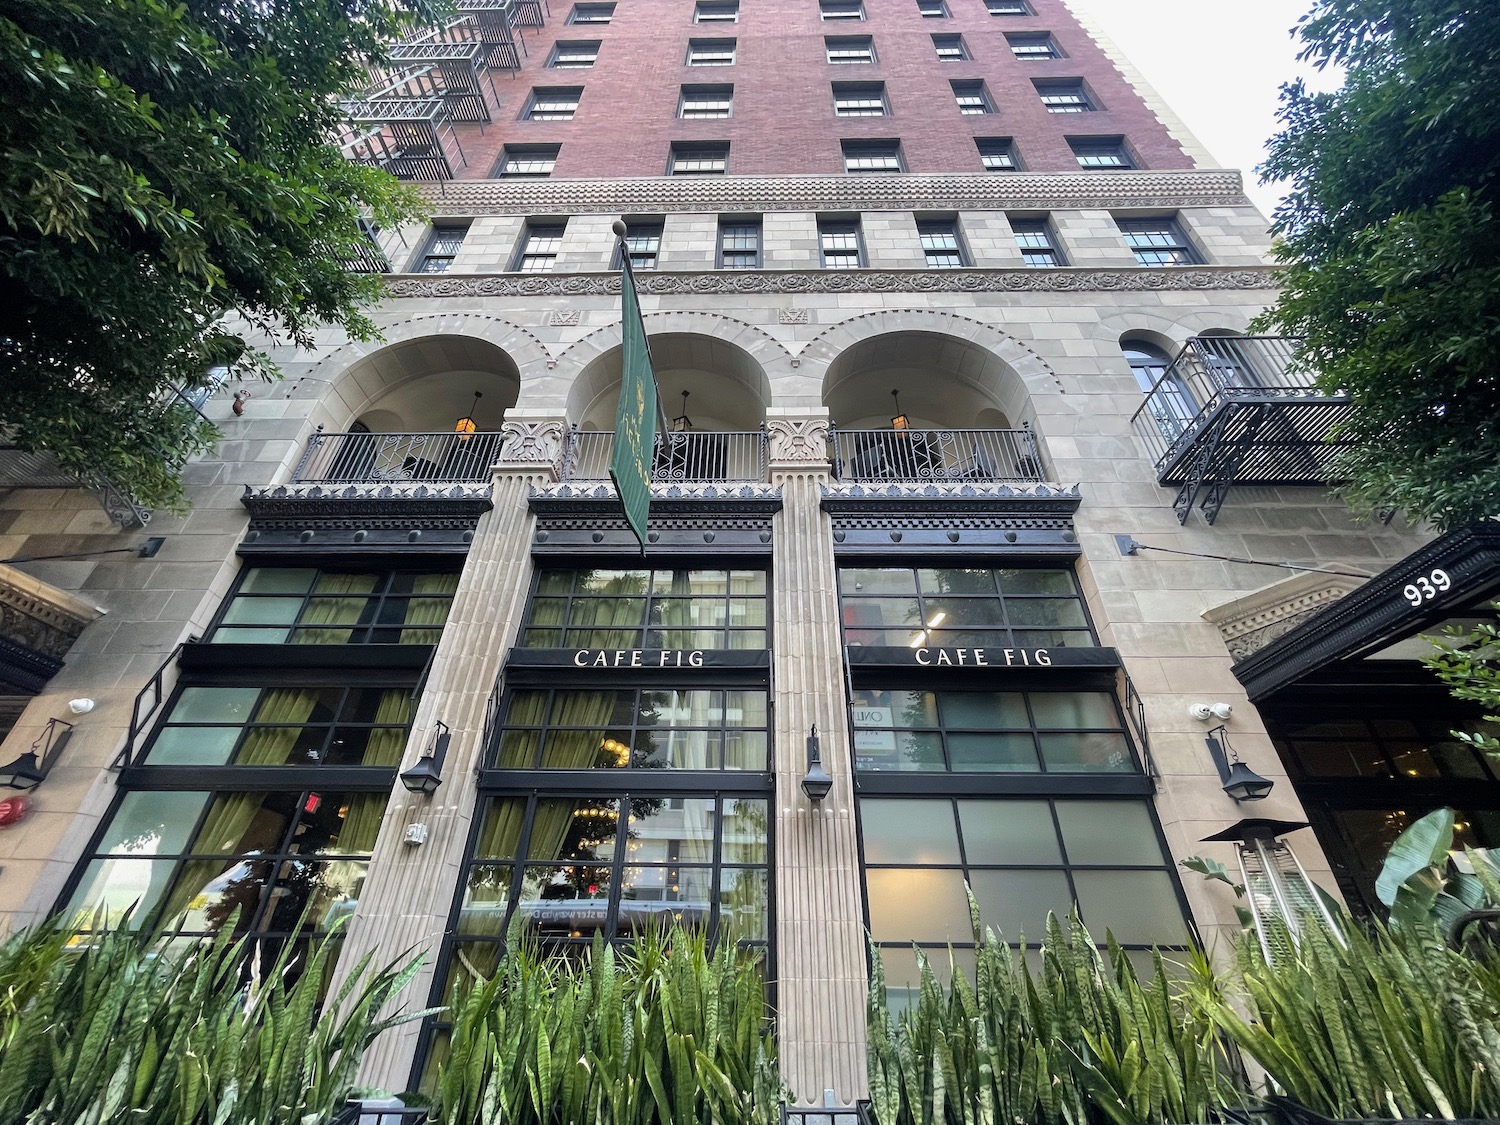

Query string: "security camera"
[67, 698, 95, 715]
[1209, 702, 1233, 721]
[1188, 703, 1214, 721]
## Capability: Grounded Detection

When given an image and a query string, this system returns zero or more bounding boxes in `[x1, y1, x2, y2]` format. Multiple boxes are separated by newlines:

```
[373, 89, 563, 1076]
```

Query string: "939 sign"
[1403, 568, 1452, 607]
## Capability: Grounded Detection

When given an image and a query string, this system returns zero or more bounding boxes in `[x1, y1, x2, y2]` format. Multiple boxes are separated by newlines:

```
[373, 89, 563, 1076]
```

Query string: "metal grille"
[561, 428, 768, 482]
[828, 427, 1044, 483]
[291, 430, 503, 484]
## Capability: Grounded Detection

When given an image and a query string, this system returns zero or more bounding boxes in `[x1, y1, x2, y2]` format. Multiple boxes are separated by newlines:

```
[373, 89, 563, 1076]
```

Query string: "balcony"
[1129, 336, 1356, 525]
[827, 426, 1044, 484]
[291, 429, 503, 485]
[560, 427, 768, 484]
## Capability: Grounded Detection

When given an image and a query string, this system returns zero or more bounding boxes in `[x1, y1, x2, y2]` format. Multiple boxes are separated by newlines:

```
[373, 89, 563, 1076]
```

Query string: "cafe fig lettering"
[572, 649, 706, 668]
[913, 647, 1053, 667]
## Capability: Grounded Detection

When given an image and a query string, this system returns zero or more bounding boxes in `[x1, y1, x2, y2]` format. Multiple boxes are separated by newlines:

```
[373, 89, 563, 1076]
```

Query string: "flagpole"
[612, 220, 669, 436]
[610, 219, 663, 555]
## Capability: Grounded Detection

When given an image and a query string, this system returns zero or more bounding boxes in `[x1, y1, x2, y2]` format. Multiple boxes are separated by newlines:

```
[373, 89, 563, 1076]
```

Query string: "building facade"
[1, 0, 1486, 1105]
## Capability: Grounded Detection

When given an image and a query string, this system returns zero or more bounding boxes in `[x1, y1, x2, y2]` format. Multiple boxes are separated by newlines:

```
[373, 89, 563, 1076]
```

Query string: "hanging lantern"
[455, 391, 483, 440]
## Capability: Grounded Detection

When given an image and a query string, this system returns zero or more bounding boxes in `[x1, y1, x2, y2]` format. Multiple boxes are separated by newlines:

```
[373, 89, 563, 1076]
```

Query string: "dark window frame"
[414, 225, 467, 272]
[497, 144, 561, 178]
[567, 2, 615, 22]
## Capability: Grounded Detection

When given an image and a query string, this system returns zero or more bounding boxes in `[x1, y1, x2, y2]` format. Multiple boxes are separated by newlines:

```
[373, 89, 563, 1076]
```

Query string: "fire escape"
[1129, 336, 1357, 525]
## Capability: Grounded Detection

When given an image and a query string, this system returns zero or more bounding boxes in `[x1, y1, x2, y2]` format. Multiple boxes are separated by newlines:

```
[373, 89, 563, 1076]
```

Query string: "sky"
[1068, 0, 1345, 221]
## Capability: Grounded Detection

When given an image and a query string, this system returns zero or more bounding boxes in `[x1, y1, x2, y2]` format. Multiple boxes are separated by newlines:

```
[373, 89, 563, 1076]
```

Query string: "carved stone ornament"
[821, 481, 1082, 502]
[1202, 570, 1369, 662]
[415, 169, 1249, 217]
[0, 564, 105, 662]
[777, 308, 809, 324]
[532, 481, 782, 503]
[547, 309, 582, 326]
[386, 266, 1278, 300]
[499, 420, 567, 466]
[767, 418, 830, 463]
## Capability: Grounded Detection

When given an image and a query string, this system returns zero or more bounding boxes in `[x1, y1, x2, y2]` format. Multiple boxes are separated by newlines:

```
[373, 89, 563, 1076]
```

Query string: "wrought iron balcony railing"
[1128, 335, 1356, 524]
[291, 428, 502, 484]
[827, 426, 1044, 484]
[561, 426, 768, 483]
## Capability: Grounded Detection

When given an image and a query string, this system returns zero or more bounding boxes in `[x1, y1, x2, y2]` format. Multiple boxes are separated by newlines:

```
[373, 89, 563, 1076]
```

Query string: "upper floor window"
[1006, 31, 1060, 59]
[838, 566, 1092, 648]
[568, 2, 614, 21]
[826, 35, 875, 62]
[695, 0, 738, 20]
[976, 137, 1019, 171]
[548, 40, 600, 67]
[526, 86, 582, 120]
[819, 218, 864, 268]
[514, 222, 566, 272]
[843, 139, 903, 173]
[498, 144, 560, 177]
[718, 217, 762, 268]
[986, 0, 1032, 13]
[680, 84, 734, 118]
[1069, 136, 1133, 169]
[614, 220, 664, 270]
[1034, 78, 1093, 112]
[931, 33, 968, 61]
[833, 81, 887, 116]
[415, 225, 466, 272]
[1117, 216, 1200, 265]
[687, 37, 736, 64]
[820, 0, 866, 19]
[916, 218, 968, 267]
[671, 141, 729, 174]
[917, 0, 949, 16]
[208, 567, 459, 645]
[1010, 216, 1065, 267]
[520, 568, 768, 649]
[951, 79, 993, 115]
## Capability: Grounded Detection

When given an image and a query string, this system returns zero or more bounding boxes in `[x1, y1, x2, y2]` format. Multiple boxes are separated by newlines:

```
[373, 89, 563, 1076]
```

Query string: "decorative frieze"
[1203, 570, 1369, 662]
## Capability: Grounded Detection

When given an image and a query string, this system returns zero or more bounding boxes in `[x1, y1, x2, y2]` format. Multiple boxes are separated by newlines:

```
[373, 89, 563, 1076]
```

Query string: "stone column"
[332, 418, 566, 1091]
[766, 412, 868, 1105]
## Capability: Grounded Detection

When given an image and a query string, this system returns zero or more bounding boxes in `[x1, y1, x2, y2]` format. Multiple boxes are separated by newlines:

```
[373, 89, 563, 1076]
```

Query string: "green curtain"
[361, 689, 414, 767]
[157, 792, 273, 927]
[473, 797, 529, 860]
[237, 689, 322, 765]
[496, 691, 547, 767]
[338, 793, 388, 852]
[400, 573, 459, 644]
[291, 574, 377, 645]
[538, 691, 620, 769]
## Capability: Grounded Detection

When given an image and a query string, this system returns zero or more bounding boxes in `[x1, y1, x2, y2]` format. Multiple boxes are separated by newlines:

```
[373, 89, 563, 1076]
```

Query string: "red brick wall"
[455, 0, 1194, 178]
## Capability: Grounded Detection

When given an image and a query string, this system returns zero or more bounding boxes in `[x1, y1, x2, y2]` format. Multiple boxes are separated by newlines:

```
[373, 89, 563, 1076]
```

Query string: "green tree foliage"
[0, 0, 434, 512]
[1424, 606, 1500, 759]
[1256, 0, 1500, 528]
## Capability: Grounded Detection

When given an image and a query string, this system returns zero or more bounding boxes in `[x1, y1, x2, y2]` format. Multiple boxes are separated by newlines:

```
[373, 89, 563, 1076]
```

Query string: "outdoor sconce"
[0, 717, 75, 792]
[801, 725, 833, 803]
[1204, 724, 1274, 802]
[400, 721, 451, 796]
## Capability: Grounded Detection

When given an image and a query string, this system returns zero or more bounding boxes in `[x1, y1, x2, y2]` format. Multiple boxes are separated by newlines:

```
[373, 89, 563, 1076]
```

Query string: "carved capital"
[499, 420, 567, 467]
[767, 418, 830, 463]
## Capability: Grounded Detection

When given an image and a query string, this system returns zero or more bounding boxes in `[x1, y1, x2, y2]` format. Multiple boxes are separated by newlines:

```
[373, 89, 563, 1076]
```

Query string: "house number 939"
[1403, 568, 1451, 607]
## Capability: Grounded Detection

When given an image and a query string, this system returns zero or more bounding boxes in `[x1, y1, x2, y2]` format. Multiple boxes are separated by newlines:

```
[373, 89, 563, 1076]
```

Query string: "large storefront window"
[520, 568, 767, 649]
[208, 567, 459, 644]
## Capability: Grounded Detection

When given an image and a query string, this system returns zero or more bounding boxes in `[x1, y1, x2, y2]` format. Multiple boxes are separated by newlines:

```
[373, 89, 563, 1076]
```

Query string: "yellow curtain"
[237, 689, 322, 765]
[400, 573, 460, 644]
[539, 691, 621, 769]
[361, 689, 414, 767]
[291, 574, 377, 645]
[474, 797, 529, 860]
[337, 793, 388, 852]
[156, 792, 272, 927]
[495, 691, 547, 767]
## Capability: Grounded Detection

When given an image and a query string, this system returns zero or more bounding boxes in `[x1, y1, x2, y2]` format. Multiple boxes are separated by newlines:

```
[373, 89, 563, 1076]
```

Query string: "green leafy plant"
[436, 924, 782, 1125]
[1373, 807, 1500, 936]
[1423, 607, 1500, 762]
[0, 919, 430, 1124]
[866, 903, 1240, 1125]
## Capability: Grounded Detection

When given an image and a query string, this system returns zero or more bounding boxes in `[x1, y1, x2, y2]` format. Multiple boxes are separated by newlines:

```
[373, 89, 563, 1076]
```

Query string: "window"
[1034, 78, 1093, 112]
[717, 218, 762, 269]
[833, 81, 887, 116]
[670, 141, 729, 174]
[1123, 339, 1195, 438]
[1006, 31, 1060, 59]
[916, 218, 967, 267]
[931, 33, 968, 61]
[820, 0, 865, 19]
[514, 222, 566, 272]
[917, 0, 949, 16]
[825, 35, 875, 62]
[1010, 217, 1065, 267]
[1069, 136, 1132, 169]
[976, 137, 1019, 171]
[498, 144, 560, 177]
[1117, 216, 1199, 265]
[687, 37, 736, 64]
[695, 0, 738, 20]
[548, 40, 600, 67]
[951, 79, 992, 115]
[986, 0, 1032, 13]
[679, 84, 733, 118]
[842, 139, 902, 173]
[522, 568, 768, 649]
[525, 87, 582, 120]
[819, 218, 864, 268]
[614, 220, 663, 270]
[415, 225, 466, 272]
[209, 567, 459, 644]
[568, 2, 614, 21]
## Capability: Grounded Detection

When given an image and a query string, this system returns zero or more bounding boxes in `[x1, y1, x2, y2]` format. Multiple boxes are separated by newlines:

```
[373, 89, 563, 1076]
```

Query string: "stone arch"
[1091, 309, 1255, 352]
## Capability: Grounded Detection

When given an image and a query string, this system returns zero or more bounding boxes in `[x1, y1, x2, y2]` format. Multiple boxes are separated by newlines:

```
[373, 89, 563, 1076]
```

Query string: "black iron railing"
[291, 428, 503, 484]
[827, 426, 1044, 483]
[560, 426, 768, 483]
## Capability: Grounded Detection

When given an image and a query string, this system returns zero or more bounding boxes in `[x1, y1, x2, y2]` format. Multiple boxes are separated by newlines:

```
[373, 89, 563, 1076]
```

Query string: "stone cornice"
[821, 482, 1083, 515]
[419, 169, 1248, 215]
[386, 265, 1277, 299]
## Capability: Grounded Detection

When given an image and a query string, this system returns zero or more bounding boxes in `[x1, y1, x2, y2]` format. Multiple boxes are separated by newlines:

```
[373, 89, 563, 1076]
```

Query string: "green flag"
[610, 254, 657, 553]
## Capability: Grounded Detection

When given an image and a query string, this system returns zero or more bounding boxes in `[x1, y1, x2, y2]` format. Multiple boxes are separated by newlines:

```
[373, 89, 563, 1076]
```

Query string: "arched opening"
[1122, 335, 1196, 441]
[301, 335, 522, 484]
[821, 331, 1041, 483]
[564, 334, 770, 481]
